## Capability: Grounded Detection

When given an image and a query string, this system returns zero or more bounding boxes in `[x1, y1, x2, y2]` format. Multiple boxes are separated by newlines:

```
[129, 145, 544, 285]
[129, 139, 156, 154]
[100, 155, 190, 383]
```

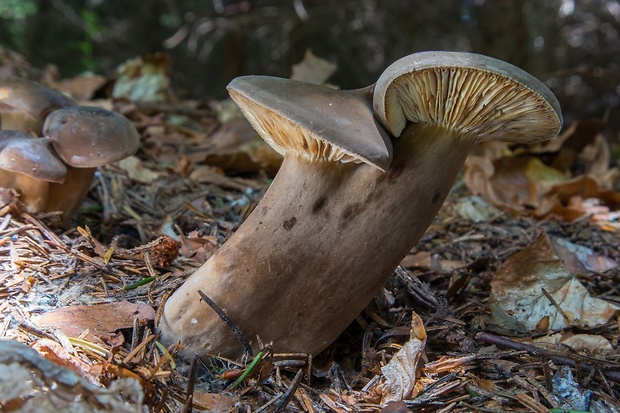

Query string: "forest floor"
[1, 51, 619, 412]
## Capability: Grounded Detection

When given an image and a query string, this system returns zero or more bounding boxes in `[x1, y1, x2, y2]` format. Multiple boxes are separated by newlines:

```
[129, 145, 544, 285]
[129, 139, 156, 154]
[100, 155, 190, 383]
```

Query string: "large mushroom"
[0, 77, 76, 134]
[160, 51, 562, 358]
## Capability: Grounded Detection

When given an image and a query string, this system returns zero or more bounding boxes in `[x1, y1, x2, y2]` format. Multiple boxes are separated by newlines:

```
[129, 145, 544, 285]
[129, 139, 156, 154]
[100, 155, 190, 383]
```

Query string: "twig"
[275, 368, 304, 412]
[197, 289, 253, 357]
[476, 332, 620, 383]
[182, 356, 198, 413]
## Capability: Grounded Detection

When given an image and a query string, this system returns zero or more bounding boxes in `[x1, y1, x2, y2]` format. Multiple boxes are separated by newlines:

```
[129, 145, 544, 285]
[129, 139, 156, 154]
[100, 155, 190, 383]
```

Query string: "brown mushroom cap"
[227, 76, 392, 171]
[373, 51, 562, 143]
[0, 130, 67, 183]
[0, 77, 76, 134]
[43, 106, 140, 167]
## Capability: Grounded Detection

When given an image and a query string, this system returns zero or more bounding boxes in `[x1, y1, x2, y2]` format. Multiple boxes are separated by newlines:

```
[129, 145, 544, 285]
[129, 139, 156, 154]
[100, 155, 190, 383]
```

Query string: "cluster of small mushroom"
[160, 51, 563, 359]
[0, 78, 140, 222]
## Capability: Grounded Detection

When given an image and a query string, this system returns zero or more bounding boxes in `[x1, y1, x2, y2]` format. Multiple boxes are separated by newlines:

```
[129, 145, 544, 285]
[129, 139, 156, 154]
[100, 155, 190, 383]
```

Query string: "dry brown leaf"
[465, 120, 620, 224]
[489, 232, 620, 333]
[31, 300, 155, 343]
[32, 339, 101, 385]
[49, 74, 108, 101]
[192, 391, 237, 412]
[117, 156, 164, 184]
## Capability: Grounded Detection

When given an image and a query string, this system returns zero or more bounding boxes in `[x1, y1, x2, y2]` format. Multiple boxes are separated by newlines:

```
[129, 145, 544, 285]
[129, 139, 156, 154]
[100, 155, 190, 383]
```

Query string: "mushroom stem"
[160, 122, 475, 357]
[46, 166, 96, 222]
[0, 173, 51, 212]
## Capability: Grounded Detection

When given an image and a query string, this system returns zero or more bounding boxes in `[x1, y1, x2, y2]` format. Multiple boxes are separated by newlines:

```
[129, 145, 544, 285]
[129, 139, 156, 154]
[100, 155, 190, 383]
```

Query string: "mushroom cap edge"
[227, 76, 393, 171]
[373, 51, 563, 143]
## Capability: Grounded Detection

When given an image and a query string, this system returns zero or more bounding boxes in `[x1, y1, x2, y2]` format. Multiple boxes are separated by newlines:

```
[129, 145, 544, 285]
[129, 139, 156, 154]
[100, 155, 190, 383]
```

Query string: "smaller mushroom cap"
[0, 130, 67, 183]
[227, 76, 392, 171]
[43, 106, 140, 167]
[0, 77, 76, 133]
[373, 51, 562, 143]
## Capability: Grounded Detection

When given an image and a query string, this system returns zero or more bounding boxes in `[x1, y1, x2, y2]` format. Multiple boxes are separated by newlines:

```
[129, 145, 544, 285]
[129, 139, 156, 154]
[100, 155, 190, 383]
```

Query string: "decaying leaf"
[378, 312, 427, 404]
[551, 366, 592, 411]
[112, 53, 174, 103]
[549, 236, 618, 274]
[450, 195, 503, 222]
[489, 232, 620, 333]
[31, 300, 155, 343]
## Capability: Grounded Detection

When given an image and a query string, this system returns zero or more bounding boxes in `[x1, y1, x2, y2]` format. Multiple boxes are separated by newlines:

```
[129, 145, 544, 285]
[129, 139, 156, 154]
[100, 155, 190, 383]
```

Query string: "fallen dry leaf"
[378, 312, 427, 404]
[112, 52, 174, 103]
[32, 339, 102, 385]
[464, 120, 620, 224]
[117, 155, 164, 184]
[450, 195, 502, 222]
[192, 391, 237, 412]
[203, 117, 282, 176]
[49, 74, 108, 101]
[489, 232, 620, 333]
[549, 235, 618, 274]
[31, 300, 155, 343]
[290, 49, 337, 85]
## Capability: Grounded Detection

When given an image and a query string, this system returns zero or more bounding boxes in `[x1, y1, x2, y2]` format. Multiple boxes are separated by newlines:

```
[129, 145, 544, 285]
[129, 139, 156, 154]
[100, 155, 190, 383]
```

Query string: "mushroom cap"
[43, 106, 140, 167]
[373, 51, 562, 143]
[227, 76, 392, 171]
[0, 130, 67, 183]
[0, 77, 76, 133]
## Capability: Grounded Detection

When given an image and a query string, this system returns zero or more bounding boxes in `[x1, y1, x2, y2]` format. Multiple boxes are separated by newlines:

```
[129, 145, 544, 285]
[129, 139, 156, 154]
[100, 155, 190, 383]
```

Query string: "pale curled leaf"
[290, 49, 337, 85]
[379, 312, 427, 404]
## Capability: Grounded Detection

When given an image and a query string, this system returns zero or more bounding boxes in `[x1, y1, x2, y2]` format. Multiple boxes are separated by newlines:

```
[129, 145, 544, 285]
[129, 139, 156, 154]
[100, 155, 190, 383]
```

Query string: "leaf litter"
[0, 48, 619, 412]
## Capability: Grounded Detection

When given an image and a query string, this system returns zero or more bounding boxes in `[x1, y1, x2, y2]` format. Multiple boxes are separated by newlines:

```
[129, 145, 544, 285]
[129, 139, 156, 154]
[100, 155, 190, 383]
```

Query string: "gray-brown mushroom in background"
[0, 78, 141, 222]
[0, 77, 76, 134]
[0, 130, 67, 212]
[42, 106, 141, 221]
[160, 51, 563, 359]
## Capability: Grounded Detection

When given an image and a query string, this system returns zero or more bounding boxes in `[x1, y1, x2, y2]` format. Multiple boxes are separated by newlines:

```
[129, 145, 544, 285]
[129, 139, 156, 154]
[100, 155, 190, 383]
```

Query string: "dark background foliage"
[1, 0, 619, 130]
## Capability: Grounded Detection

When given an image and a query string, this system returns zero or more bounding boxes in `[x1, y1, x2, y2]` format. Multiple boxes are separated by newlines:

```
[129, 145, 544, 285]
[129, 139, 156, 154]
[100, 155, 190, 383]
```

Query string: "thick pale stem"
[160, 123, 476, 357]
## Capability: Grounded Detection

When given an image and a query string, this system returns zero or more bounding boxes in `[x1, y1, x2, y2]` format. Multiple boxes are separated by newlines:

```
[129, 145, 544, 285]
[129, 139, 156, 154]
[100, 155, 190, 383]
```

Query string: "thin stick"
[275, 368, 304, 412]
[197, 289, 253, 357]
[476, 332, 620, 383]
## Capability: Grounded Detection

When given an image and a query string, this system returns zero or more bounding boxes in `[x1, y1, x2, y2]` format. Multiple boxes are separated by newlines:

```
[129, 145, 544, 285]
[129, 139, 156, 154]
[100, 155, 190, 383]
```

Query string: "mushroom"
[160, 51, 562, 358]
[41, 106, 141, 221]
[0, 130, 67, 212]
[0, 77, 76, 134]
